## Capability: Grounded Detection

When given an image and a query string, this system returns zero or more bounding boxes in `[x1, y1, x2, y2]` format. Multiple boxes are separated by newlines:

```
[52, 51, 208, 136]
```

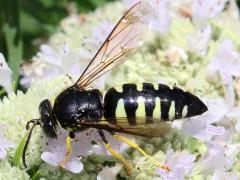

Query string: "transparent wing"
[80, 117, 173, 137]
[75, 1, 153, 88]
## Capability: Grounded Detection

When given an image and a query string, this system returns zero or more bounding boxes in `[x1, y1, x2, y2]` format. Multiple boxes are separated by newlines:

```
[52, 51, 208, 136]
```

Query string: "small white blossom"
[97, 164, 122, 180]
[122, 0, 171, 35]
[150, 0, 171, 35]
[198, 142, 225, 173]
[155, 149, 196, 180]
[20, 44, 84, 87]
[198, 142, 240, 174]
[212, 170, 239, 180]
[0, 125, 14, 159]
[192, 0, 228, 27]
[21, 21, 114, 89]
[187, 26, 212, 56]
[41, 128, 130, 173]
[182, 98, 226, 141]
[82, 21, 114, 51]
[122, 0, 141, 8]
[207, 39, 240, 85]
[0, 53, 13, 94]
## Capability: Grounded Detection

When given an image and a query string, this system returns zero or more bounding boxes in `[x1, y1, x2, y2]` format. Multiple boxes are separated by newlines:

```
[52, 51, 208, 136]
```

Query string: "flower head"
[198, 142, 240, 174]
[187, 26, 212, 56]
[41, 127, 131, 173]
[192, 0, 227, 27]
[155, 150, 196, 180]
[150, 0, 171, 35]
[207, 39, 240, 85]
[182, 98, 226, 141]
[20, 44, 84, 87]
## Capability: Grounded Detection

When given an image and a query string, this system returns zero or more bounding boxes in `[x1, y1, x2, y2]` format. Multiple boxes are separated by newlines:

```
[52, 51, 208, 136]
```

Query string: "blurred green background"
[0, 0, 239, 90]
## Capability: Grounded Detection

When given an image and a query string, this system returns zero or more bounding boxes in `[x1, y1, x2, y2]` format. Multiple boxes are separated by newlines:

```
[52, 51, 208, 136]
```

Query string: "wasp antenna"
[22, 119, 40, 168]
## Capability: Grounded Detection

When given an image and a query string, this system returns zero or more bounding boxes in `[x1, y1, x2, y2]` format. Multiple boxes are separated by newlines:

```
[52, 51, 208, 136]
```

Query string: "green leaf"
[3, 24, 23, 83]
[12, 132, 28, 167]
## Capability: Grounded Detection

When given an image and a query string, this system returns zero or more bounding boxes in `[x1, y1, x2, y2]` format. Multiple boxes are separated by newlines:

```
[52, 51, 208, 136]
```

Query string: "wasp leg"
[112, 134, 170, 172]
[98, 130, 133, 175]
[59, 132, 75, 168]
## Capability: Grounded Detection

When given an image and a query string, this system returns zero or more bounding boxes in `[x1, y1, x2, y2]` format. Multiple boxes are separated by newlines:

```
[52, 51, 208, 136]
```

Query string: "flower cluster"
[1, 0, 240, 179]
[0, 53, 12, 94]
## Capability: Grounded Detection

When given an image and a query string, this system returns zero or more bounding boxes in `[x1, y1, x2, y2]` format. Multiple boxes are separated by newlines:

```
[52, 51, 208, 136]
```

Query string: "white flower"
[0, 125, 14, 159]
[192, 0, 227, 27]
[207, 39, 240, 85]
[212, 170, 239, 180]
[0, 53, 13, 94]
[21, 21, 114, 89]
[122, 0, 141, 8]
[97, 164, 122, 180]
[122, 0, 171, 35]
[150, 0, 171, 35]
[20, 44, 83, 87]
[182, 98, 226, 141]
[198, 142, 225, 173]
[198, 142, 240, 174]
[155, 149, 196, 180]
[82, 21, 114, 51]
[229, 106, 240, 132]
[187, 26, 212, 56]
[41, 128, 130, 173]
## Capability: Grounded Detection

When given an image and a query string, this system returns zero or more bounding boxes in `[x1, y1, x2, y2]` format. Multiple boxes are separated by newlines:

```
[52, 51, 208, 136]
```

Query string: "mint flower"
[21, 44, 84, 87]
[123, 0, 171, 35]
[187, 26, 212, 56]
[212, 171, 238, 180]
[192, 0, 227, 27]
[198, 142, 239, 174]
[1, 0, 240, 179]
[122, 0, 139, 8]
[0, 125, 14, 159]
[41, 127, 131, 173]
[0, 53, 13, 94]
[182, 98, 226, 141]
[150, 0, 171, 35]
[155, 149, 196, 180]
[82, 21, 114, 50]
[207, 39, 240, 85]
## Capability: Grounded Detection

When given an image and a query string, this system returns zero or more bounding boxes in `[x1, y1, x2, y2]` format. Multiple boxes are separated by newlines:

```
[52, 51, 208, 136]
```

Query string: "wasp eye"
[39, 99, 57, 138]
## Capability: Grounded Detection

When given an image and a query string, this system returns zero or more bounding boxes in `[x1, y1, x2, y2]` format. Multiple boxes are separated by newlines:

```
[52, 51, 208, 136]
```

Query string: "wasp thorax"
[52, 87, 104, 130]
[39, 99, 57, 138]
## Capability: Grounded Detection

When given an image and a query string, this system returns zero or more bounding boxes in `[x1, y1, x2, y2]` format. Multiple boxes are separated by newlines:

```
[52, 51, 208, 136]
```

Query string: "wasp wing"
[75, 1, 153, 88]
[80, 118, 173, 137]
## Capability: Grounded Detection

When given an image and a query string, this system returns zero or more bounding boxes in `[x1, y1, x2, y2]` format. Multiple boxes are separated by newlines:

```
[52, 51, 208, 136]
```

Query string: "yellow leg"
[59, 135, 72, 168]
[105, 143, 133, 175]
[113, 134, 170, 172]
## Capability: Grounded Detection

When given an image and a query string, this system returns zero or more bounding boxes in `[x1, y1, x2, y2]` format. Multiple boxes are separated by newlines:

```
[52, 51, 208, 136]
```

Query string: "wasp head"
[22, 99, 58, 168]
[39, 99, 57, 138]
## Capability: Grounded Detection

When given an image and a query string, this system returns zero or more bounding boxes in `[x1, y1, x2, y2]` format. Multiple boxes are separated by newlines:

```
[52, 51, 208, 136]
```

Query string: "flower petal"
[41, 152, 83, 173]
[0, 53, 13, 94]
[97, 164, 122, 180]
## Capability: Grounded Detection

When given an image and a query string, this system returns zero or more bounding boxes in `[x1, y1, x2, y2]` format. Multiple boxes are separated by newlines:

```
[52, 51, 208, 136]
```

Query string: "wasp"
[22, 1, 208, 174]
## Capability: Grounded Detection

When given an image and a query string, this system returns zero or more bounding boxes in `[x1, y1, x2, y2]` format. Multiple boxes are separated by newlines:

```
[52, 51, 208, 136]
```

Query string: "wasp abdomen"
[104, 83, 208, 122]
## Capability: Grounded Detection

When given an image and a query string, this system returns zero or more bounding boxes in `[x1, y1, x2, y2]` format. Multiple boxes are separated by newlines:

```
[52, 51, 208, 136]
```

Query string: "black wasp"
[22, 1, 208, 174]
